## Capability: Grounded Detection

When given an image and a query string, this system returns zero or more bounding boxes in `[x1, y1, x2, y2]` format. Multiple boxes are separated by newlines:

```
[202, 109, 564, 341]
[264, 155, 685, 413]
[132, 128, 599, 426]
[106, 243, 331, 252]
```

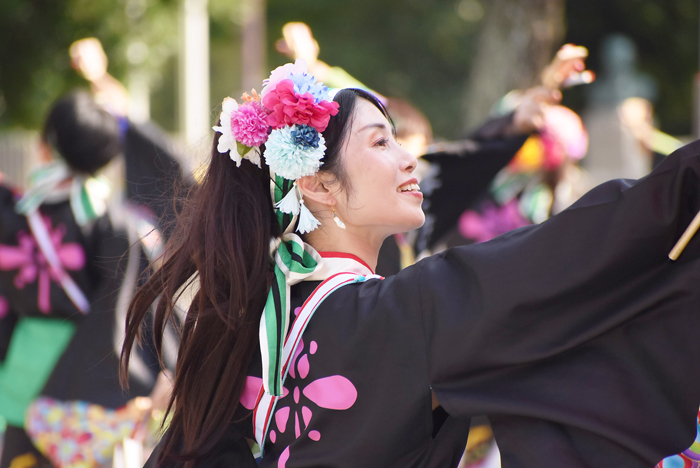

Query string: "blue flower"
[291, 125, 321, 149]
[264, 125, 326, 180]
[289, 72, 329, 103]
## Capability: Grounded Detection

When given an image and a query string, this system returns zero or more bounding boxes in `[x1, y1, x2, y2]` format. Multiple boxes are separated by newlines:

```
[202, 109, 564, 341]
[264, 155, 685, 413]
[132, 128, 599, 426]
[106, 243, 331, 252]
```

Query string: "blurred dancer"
[69, 38, 129, 118]
[451, 103, 591, 248]
[0, 91, 122, 467]
[0, 91, 172, 468]
[70, 37, 189, 232]
[413, 46, 592, 468]
[618, 97, 683, 169]
[415, 45, 593, 253]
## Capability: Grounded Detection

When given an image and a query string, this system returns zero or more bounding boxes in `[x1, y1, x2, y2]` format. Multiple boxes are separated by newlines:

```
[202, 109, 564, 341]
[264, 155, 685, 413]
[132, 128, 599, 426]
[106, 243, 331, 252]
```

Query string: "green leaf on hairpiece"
[237, 141, 252, 157]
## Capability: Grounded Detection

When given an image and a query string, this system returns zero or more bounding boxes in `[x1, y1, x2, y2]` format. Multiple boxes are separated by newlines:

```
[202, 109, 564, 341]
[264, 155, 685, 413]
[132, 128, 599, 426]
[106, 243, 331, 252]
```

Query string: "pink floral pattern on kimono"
[0, 216, 85, 313]
[240, 307, 358, 468]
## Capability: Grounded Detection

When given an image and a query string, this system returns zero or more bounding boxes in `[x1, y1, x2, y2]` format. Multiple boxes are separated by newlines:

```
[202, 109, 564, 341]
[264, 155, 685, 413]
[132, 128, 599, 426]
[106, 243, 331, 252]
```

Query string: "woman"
[125, 61, 700, 468]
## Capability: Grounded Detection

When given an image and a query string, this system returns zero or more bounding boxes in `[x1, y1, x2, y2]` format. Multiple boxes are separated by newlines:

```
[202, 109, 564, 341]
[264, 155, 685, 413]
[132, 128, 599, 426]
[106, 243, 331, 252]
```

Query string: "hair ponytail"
[121, 134, 278, 464]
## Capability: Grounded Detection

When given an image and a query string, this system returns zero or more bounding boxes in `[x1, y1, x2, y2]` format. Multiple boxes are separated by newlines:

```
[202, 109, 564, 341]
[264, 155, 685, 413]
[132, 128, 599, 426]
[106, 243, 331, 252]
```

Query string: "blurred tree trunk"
[241, 0, 266, 92]
[461, 0, 565, 132]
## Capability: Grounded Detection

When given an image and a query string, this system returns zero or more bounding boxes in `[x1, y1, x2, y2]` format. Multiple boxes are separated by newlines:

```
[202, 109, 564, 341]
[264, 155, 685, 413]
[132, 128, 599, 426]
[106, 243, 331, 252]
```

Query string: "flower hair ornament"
[213, 58, 339, 235]
[213, 59, 340, 400]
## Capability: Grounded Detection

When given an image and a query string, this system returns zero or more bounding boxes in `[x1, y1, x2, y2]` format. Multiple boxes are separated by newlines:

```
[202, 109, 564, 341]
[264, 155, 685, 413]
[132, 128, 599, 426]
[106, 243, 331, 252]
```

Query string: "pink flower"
[230, 101, 270, 148]
[262, 80, 339, 132]
[261, 59, 309, 98]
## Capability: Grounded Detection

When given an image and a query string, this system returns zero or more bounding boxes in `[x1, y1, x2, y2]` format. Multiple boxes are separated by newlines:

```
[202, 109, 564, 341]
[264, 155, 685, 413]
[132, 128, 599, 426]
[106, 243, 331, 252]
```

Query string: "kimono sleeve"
[123, 121, 191, 236]
[417, 134, 527, 252]
[412, 140, 700, 466]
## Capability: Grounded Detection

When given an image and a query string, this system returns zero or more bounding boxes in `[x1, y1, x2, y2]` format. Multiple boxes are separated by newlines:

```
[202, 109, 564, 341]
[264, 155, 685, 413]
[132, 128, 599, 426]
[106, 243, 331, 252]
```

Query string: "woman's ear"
[297, 173, 337, 207]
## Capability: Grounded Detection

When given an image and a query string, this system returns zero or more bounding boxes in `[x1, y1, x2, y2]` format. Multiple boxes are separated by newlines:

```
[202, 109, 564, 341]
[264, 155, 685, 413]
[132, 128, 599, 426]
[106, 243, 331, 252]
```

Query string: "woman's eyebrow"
[357, 122, 388, 133]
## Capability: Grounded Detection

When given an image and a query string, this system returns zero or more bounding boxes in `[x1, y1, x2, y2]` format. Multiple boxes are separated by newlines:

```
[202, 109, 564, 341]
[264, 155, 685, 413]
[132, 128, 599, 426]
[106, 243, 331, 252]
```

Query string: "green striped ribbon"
[16, 162, 71, 215]
[273, 174, 295, 233]
[261, 235, 321, 396]
[260, 174, 322, 396]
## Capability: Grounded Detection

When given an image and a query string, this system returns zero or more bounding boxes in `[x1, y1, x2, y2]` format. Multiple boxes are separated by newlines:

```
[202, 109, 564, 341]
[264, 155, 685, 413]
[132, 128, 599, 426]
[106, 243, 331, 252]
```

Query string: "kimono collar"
[261, 236, 377, 397]
[305, 251, 375, 282]
[16, 160, 111, 226]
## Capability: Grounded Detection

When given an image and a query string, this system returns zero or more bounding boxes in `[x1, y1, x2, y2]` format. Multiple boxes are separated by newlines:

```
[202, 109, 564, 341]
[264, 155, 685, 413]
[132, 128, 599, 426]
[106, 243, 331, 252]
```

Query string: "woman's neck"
[304, 220, 387, 272]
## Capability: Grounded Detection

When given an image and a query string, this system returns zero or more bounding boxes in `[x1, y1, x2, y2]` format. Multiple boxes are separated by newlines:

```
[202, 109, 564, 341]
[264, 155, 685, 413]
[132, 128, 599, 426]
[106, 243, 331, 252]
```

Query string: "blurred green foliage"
[0, 0, 697, 138]
[209, 0, 243, 129]
[267, 0, 483, 138]
[0, 0, 178, 130]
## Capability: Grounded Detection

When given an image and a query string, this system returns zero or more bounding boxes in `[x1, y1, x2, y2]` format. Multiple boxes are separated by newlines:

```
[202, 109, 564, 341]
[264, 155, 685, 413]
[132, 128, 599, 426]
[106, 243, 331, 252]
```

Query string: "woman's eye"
[375, 138, 389, 147]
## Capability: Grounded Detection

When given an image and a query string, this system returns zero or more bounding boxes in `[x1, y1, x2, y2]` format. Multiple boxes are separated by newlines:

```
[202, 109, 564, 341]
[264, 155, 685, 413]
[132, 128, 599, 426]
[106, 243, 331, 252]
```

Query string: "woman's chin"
[395, 211, 426, 232]
[410, 212, 426, 230]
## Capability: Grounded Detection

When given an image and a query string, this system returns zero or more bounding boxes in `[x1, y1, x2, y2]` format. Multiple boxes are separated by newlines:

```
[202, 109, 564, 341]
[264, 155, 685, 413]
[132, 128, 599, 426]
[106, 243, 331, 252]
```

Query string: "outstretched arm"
[394, 140, 700, 466]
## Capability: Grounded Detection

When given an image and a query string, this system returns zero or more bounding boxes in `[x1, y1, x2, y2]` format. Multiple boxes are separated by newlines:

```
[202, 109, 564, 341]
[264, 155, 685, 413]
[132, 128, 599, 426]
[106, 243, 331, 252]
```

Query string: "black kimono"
[152, 140, 700, 468]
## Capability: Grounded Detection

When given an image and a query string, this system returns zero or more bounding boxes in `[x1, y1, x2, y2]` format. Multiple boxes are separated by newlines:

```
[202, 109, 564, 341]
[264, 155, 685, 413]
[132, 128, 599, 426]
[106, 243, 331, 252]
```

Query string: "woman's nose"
[398, 145, 418, 173]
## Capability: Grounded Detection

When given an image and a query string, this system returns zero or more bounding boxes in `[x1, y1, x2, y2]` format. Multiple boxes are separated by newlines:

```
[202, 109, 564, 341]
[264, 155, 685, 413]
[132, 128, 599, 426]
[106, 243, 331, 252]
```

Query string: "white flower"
[213, 97, 243, 165]
[242, 146, 262, 168]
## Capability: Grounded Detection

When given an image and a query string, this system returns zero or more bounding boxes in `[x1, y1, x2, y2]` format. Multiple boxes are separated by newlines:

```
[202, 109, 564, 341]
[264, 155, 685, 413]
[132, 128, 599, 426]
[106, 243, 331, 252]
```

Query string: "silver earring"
[332, 207, 346, 229]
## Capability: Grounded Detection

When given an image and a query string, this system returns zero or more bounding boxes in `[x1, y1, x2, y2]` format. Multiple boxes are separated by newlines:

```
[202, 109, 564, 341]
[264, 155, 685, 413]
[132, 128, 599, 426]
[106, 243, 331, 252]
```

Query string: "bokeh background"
[1, 0, 698, 145]
[1, 2, 700, 466]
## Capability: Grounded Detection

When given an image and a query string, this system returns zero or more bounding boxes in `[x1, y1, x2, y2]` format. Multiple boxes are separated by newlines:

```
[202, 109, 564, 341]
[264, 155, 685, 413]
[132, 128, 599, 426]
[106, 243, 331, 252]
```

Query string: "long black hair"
[120, 88, 391, 466]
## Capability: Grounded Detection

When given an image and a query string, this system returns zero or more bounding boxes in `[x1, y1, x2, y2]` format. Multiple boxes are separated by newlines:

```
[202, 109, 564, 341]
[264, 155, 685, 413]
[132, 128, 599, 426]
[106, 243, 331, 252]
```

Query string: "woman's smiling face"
[333, 98, 425, 237]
